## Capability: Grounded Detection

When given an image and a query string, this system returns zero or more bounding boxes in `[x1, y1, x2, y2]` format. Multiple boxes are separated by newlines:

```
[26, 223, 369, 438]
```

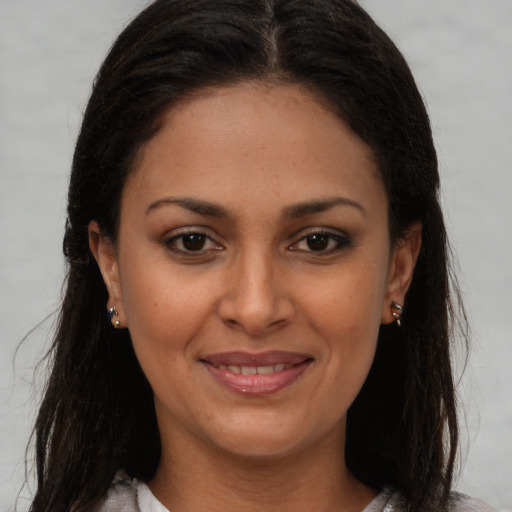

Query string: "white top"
[95, 471, 496, 512]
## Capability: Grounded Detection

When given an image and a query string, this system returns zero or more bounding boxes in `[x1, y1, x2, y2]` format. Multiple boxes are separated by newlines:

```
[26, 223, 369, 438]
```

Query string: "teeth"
[256, 365, 274, 375]
[216, 363, 294, 374]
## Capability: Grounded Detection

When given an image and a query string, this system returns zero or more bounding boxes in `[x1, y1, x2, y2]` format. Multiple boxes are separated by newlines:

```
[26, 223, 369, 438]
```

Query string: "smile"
[214, 363, 294, 374]
[201, 351, 314, 395]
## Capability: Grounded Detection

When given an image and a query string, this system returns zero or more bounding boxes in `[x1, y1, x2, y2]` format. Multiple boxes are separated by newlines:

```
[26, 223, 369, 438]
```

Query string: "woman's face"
[91, 82, 419, 460]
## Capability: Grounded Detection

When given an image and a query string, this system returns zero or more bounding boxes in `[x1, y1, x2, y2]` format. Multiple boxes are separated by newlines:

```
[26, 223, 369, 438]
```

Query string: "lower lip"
[203, 361, 312, 395]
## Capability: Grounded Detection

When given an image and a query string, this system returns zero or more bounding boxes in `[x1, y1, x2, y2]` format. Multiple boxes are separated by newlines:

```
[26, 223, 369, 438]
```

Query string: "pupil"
[307, 234, 329, 251]
[183, 234, 206, 251]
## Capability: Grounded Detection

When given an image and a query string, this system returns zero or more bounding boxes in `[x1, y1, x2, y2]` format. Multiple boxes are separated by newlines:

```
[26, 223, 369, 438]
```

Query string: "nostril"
[222, 316, 290, 337]
[218, 278, 295, 336]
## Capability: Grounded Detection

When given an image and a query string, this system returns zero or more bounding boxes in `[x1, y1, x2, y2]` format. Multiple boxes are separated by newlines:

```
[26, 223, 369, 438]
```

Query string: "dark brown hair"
[30, 1, 465, 511]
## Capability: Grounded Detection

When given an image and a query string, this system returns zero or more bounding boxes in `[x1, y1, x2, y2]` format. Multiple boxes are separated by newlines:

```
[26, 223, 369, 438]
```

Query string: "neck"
[148, 424, 376, 512]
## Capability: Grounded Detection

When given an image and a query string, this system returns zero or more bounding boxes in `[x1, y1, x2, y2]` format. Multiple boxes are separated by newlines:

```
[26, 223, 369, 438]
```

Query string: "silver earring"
[391, 301, 403, 327]
[108, 306, 121, 328]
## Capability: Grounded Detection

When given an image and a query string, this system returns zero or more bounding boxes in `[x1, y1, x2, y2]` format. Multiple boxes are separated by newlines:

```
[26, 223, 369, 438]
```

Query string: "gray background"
[1, 1, 510, 510]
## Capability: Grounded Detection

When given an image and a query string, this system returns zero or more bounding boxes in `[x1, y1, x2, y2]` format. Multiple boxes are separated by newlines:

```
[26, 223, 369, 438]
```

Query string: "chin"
[215, 435, 307, 461]
[203, 414, 337, 462]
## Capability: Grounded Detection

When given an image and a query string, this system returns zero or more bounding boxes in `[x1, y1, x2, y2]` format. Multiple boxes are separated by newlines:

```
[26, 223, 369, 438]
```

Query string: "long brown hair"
[31, 1, 466, 511]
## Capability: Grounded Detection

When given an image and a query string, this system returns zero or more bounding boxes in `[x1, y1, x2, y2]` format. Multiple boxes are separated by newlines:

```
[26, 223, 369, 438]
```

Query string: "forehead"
[125, 82, 384, 215]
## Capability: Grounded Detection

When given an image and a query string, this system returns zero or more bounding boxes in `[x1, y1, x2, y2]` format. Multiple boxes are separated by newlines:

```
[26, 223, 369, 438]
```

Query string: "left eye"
[164, 232, 221, 252]
[291, 232, 349, 252]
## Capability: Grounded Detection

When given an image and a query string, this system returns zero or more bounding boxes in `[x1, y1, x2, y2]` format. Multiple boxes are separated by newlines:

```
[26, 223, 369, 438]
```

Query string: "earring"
[391, 301, 403, 327]
[107, 306, 121, 328]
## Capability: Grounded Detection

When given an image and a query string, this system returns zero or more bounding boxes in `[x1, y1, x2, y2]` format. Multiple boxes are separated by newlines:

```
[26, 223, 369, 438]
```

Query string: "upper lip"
[200, 350, 313, 367]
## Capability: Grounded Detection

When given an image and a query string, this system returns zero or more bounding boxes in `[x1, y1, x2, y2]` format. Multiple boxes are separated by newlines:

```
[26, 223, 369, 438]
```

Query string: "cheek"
[300, 258, 388, 337]
[118, 268, 217, 411]
[118, 255, 216, 359]
[298, 258, 387, 392]
[313, 289, 380, 378]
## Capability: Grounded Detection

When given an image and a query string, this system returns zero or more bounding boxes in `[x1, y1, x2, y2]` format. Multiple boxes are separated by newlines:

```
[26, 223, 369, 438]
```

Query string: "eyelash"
[162, 228, 350, 257]
[162, 229, 223, 255]
[289, 230, 351, 254]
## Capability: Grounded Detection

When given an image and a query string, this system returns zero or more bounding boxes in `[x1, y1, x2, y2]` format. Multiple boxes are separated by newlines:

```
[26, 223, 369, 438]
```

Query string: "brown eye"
[181, 233, 207, 251]
[290, 230, 351, 254]
[306, 234, 330, 251]
[163, 230, 223, 255]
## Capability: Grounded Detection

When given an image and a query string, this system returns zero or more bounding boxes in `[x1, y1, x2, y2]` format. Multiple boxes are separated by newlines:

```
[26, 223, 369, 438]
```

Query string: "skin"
[90, 82, 421, 512]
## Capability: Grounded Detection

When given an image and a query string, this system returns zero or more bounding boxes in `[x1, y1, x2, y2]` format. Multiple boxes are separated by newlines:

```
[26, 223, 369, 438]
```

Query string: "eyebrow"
[145, 195, 365, 219]
[146, 197, 227, 218]
[283, 197, 365, 219]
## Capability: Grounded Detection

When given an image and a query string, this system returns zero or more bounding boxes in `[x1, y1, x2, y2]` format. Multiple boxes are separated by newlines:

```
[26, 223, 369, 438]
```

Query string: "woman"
[29, 1, 494, 511]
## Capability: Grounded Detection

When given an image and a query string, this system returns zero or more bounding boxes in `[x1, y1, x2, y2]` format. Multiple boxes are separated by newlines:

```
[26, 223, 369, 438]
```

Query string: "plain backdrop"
[1, 1, 511, 511]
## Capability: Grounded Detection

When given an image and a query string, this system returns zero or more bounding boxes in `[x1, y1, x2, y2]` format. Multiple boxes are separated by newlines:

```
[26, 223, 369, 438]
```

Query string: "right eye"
[163, 231, 223, 254]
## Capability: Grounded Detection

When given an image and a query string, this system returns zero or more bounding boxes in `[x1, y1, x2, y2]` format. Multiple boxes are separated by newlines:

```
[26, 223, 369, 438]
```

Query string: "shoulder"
[93, 471, 169, 512]
[94, 471, 140, 512]
[448, 491, 497, 512]
[367, 488, 496, 512]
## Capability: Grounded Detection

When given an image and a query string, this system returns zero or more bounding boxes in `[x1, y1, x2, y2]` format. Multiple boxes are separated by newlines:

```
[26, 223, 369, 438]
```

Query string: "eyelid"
[162, 227, 224, 253]
[288, 228, 351, 252]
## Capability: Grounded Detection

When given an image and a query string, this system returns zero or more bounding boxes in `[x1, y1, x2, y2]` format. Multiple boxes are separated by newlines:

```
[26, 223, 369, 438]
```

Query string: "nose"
[218, 248, 294, 336]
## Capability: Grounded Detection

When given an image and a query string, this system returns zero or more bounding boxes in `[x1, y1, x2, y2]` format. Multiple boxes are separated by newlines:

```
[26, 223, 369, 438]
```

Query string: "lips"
[200, 351, 313, 395]
[215, 363, 294, 375]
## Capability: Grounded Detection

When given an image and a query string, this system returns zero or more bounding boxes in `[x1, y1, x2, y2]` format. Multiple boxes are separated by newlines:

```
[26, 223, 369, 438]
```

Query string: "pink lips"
[201, 351, 313, 395]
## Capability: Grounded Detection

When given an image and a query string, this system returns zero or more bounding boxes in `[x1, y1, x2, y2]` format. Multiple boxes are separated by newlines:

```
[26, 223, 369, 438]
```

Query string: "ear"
[381, 222, 422, 324]
[88, 220, 125, 327]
